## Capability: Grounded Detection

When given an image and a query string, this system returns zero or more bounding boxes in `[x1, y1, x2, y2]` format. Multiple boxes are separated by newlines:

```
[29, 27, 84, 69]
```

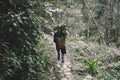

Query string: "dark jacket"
[54, 32, 58, 43]
[54, 32, 66, 48]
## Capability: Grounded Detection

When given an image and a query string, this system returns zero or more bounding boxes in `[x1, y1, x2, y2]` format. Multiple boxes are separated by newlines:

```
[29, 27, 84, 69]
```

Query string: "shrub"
[84, 59, 98, 75]
[0, 0, 51, 80]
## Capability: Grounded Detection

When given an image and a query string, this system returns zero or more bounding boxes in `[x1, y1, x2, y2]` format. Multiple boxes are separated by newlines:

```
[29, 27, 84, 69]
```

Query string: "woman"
[54, 32, 66, 62]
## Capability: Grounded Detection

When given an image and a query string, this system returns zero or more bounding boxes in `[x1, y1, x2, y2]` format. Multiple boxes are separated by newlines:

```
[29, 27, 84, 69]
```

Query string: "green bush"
[0, 0, 51, 80]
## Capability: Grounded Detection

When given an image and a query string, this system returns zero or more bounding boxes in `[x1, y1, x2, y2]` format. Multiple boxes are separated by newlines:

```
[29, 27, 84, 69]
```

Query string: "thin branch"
[83, 0, 99, 27]
[83, 0, 104, 42]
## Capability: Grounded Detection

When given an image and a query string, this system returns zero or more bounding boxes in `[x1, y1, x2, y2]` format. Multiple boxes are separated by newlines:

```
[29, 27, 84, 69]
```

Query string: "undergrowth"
[67, 39, 120, 80]
[43, 39, 61, 80]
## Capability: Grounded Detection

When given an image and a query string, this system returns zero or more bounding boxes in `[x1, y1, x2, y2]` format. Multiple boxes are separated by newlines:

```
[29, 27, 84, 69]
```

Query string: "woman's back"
[57, 38, 66, 48]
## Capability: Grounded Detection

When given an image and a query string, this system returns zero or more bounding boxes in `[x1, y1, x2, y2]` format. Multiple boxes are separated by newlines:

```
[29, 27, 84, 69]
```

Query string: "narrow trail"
[44, 34, 75, 80]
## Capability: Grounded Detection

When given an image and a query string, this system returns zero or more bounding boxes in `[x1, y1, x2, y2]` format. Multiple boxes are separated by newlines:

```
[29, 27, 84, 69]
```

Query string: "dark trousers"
[55, 43, 66, 61]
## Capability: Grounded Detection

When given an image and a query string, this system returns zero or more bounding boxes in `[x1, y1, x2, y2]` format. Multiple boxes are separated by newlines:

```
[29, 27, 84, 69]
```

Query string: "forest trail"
[44, 34, 94, 80]
[44, 34, 75, 80]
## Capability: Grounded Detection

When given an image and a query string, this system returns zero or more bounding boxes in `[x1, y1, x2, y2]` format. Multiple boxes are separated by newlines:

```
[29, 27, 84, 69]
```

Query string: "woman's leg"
[61, 53, 64, 62]
[57, 49, 60, 60]
[61, 47, 66, 62]
[56, 43, 60, 60]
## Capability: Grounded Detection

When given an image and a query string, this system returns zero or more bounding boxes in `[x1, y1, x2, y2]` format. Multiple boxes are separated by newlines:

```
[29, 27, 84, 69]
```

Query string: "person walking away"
[54, 32, 66, 62]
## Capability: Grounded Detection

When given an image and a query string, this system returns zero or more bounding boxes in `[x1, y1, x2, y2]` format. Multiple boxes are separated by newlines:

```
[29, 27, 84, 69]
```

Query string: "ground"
[44, 34, 120, 80]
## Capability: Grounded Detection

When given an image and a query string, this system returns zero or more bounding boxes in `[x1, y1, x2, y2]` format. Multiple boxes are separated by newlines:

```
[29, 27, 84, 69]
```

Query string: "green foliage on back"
[53, 23, 68, 39]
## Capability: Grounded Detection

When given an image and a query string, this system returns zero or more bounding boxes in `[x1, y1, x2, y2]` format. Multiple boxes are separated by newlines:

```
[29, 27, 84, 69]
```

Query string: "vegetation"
[0, 0, 59, 80]
[67, 39, 120, 80]
[84, 59, 98, 75]
[0, 0, 120, 80]
[80, 0, 120, 45]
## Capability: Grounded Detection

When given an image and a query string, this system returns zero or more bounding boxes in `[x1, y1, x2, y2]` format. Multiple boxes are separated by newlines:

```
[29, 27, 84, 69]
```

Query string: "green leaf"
[9, 0, 12, 4]
[13, 23, 17, 27]
[6, 69, 13, 76]
[9, 27, 13, 32]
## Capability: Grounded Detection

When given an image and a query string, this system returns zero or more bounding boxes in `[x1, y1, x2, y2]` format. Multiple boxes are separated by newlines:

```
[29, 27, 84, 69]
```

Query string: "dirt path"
[44, 34, 75, 80]
[58, 53, 75, 80]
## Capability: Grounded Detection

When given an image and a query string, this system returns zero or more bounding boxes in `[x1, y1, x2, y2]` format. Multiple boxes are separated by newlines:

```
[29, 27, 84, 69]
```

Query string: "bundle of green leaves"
[53, 23, 68, 39]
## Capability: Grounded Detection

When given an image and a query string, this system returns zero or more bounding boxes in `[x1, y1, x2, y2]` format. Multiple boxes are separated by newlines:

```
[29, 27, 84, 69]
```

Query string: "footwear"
[62, 60, 64, 63]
